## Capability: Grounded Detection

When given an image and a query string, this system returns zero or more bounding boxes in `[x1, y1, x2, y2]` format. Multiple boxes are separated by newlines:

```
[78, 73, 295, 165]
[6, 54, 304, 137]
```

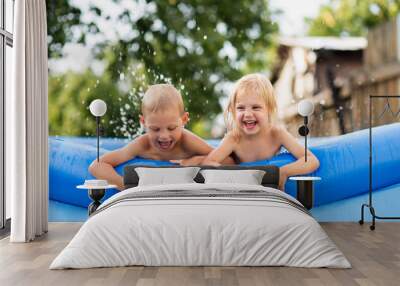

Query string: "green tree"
[49, 67, 144, 138]
[47, 0, 278, 137]
[46, 0, 82, 58]
[307, 0, 400, 36]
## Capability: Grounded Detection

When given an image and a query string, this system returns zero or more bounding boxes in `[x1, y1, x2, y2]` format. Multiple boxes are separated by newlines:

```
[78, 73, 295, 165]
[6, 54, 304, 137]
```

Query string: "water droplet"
[203, 35, 207, 40]
[120, 73, 125, 80]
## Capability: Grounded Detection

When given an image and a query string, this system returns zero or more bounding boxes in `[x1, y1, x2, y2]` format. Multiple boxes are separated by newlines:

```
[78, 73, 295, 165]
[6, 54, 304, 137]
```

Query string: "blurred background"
[46, 0, 400, 139]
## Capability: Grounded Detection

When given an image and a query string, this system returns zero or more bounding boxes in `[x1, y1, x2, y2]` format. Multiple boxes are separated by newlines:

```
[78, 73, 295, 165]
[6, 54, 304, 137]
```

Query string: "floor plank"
[0, 222, 399, 286]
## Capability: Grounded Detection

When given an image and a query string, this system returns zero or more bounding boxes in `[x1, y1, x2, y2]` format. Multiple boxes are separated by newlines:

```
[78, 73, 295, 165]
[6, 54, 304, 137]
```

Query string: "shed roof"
[279, 36, 367, 51]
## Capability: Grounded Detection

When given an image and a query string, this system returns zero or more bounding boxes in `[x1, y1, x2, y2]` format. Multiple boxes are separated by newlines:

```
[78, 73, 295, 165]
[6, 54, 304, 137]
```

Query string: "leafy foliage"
[307, 0, 400, 36]
[48, 69, 143, 137]
[46, 0, 82, 58]
[47, 0, 278, 138]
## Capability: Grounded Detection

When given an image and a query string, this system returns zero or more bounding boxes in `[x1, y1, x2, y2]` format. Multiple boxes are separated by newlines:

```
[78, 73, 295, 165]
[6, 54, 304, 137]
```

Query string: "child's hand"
[170, 155, 204, 166]
[170, 159, 184, 165]
[203, 161, 221, 167]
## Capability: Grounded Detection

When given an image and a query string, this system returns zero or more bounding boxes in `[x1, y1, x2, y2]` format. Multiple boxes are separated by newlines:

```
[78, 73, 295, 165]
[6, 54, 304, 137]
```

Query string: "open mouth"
[242, 120, 257, 130]
[157, 140, 173, 150]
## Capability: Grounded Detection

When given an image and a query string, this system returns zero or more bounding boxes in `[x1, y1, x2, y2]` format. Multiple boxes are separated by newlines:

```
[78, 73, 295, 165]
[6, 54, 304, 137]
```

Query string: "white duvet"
[50, 183, 351, 269]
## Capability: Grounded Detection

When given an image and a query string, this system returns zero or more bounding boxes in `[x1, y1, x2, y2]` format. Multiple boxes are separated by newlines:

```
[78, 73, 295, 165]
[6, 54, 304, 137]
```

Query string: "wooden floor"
[0, 223, 399, 286]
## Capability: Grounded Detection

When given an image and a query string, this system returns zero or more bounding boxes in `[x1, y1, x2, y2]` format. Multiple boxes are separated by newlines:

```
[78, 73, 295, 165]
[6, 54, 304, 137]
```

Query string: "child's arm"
[275, 127, 320, 190]
[88, 136, 147, 190]
[172, 154, 236, 166]
[170, 130, 213, 166]
[202, 133, 236, 166]
[171, 130, 235, 166]
[182, 129, 214, 156]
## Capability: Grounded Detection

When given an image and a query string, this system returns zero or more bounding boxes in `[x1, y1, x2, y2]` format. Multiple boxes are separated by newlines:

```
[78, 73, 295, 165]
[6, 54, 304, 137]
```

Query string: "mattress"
[50, 183, 351, 269]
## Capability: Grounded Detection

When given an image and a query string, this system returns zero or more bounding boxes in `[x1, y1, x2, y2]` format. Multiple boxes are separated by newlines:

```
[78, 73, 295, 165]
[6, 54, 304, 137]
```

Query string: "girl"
[203, 73, 320, 191]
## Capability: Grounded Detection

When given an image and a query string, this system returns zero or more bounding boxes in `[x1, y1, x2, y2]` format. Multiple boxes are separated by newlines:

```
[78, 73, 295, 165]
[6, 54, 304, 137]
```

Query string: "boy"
[89, 84, 228, 190]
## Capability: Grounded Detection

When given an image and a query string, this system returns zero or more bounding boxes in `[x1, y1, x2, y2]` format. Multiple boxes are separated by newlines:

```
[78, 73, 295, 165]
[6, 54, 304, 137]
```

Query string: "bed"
[50, 165, 350, 269]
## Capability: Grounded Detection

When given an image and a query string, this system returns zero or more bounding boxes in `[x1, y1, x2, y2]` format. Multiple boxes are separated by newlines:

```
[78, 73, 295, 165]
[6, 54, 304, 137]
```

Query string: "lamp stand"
[96, 116, 100, 162]
[296, 180, 314, 210]
[298, 116, 309, 162]
[292, 114, 320, 210]
[304, 116, 308, 162]
[88, 188, 105, 215]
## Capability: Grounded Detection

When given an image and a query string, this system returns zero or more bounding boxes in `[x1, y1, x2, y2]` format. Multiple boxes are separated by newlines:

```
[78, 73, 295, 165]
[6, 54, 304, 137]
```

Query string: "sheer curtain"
[7, 0, 48, 242]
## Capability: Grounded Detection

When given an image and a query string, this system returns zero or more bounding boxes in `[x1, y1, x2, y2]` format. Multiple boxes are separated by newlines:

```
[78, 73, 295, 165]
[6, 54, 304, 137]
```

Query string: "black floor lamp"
[359, 95, 400, 230]
[78, 99, 110, 215]
[89, 99, 107, 162]
[288, 99, 321, 210]
[297, 99, 315, 162]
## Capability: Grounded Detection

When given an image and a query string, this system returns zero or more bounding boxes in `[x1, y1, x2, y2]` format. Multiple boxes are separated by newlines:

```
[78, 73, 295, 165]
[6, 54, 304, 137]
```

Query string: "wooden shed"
[271, 36, 367, 136]
[344, 15, 400, 130]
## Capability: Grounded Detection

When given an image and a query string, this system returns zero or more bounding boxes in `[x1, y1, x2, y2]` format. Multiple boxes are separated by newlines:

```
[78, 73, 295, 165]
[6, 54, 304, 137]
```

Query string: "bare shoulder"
[222, 131, 239, 145]
[181, 129, 212, 154]
[125, 134, 150, 152]
[270, 124, 295, 144]
[182, 129, 212, 143]
[270, 124, 287, 137]
[181, 129, 208, 145]
[181, 129, 200, 140]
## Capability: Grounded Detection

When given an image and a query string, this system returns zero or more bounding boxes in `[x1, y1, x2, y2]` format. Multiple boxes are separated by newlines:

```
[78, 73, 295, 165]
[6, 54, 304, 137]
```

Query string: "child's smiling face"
[140, 107, 189, 152]
[234, 91, 268, 136]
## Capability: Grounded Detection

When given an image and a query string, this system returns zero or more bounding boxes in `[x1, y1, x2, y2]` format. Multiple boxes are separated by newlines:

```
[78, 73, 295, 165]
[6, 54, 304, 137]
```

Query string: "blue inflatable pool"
[49, 123, 400, 208]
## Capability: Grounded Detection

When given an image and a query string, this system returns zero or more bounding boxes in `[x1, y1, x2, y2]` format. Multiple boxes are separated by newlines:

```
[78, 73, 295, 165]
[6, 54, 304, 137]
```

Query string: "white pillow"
[136, 167, 201, 186]
[200, 169, 265, 185]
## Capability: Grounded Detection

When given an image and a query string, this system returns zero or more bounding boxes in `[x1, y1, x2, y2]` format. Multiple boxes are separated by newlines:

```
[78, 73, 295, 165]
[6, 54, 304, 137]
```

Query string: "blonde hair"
[224, 73, 277, 139]
[141, 84, 184, 115]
